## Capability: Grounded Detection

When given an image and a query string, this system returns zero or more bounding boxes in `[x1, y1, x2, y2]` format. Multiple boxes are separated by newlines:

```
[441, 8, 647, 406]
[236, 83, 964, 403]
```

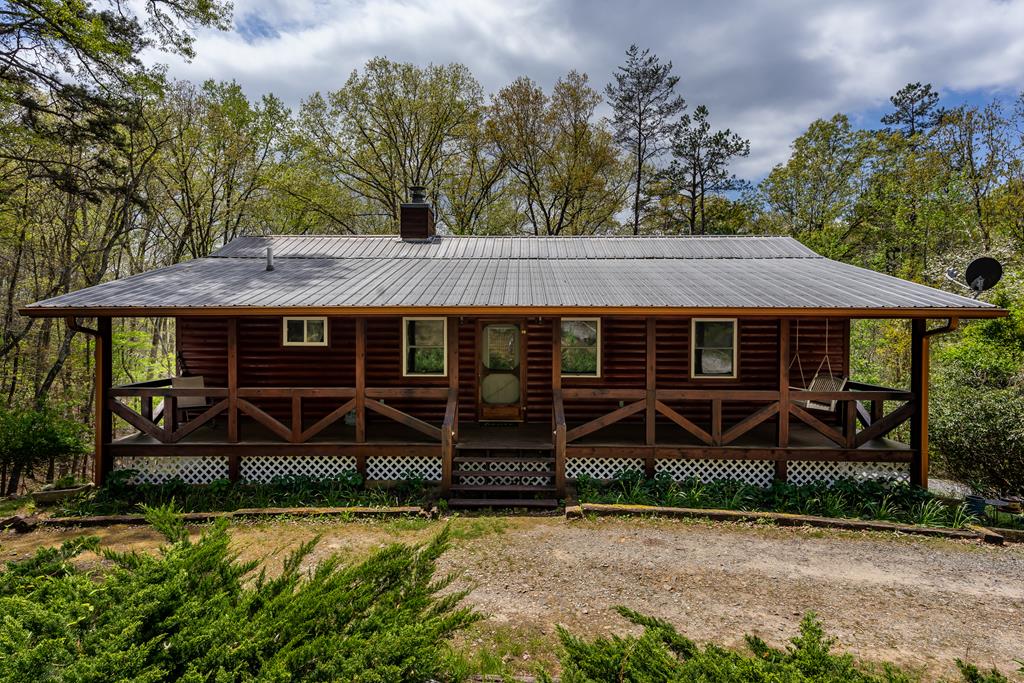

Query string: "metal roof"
[22, 235, 999, 315]
[212, 234, 820, 260]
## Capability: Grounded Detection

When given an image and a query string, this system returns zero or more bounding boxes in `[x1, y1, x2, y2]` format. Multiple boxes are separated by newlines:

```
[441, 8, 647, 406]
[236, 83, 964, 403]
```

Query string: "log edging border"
[12, 505, 434, 530]
[565, 502, 1005, 545]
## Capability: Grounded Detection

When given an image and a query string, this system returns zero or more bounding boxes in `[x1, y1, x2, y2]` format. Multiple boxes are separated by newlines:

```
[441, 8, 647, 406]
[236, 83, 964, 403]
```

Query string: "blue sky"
[155, 0, 1024, 179]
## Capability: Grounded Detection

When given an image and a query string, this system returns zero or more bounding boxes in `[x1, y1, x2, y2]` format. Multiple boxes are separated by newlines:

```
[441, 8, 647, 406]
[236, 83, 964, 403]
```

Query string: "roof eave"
[18, 305, 1007, 319]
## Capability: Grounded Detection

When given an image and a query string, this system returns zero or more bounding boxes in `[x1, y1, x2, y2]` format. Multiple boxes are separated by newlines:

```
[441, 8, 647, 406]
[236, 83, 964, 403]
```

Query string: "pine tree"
[605, 45, 686, 234]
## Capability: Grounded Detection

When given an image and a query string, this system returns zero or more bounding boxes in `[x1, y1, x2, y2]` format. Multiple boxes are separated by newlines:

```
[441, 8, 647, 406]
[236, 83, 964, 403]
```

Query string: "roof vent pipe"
[265, 245, 274, 271]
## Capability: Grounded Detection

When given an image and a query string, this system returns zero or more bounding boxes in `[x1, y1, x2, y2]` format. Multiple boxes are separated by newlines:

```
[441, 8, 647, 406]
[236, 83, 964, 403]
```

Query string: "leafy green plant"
[543, 607, 1011, 683]
[931, 290, 1024, 497]
[0, 505, 479, 681]
[577, 475, 975, 528]
[910, 499, 949, 527]
[56, 471, 432, 516]
[0, 405, 87, 495]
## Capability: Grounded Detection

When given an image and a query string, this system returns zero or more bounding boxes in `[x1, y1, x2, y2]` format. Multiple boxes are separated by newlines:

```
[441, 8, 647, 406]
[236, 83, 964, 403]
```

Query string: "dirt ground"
[2, 514, 1022, 680]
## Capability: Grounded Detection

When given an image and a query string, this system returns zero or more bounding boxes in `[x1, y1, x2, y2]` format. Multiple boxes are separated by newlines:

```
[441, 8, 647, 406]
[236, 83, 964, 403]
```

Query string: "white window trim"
[560, 317, 602, 378]
[402, 317, 448, 377]
[282, 316, 329, 347]
[691, 318, 738, 379]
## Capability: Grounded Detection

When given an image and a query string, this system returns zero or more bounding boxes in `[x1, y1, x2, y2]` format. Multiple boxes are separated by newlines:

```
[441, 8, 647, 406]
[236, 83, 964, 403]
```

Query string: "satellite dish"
[964, 257, 1002, 296]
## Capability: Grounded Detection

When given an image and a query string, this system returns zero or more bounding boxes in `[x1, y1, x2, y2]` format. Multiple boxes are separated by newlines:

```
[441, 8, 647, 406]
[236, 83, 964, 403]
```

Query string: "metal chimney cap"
[408, 185, 427, 203]
[265, 245, 275, 272]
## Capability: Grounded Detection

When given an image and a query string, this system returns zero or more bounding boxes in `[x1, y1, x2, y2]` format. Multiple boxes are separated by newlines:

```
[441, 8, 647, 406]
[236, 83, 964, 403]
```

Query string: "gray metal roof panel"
[210, 234, 821, 260]
[25, 246, 996, 312]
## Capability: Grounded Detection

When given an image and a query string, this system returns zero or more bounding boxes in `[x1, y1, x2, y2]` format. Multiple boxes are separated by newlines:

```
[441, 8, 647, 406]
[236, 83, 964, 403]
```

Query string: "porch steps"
[447, 498, 559, 509]
[448, 484, 558, 494]
[447, 447, 560, 510]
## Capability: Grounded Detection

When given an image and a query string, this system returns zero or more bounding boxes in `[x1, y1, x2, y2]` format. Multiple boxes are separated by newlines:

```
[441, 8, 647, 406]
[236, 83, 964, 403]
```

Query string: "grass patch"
[0, 496, 28, 517]
[982, 507, 1024, 530]
[446, 623, 558, 681]
[446, 515, 511, 542]
[52, 469, 432, 516]
[577, 472, 977, 529]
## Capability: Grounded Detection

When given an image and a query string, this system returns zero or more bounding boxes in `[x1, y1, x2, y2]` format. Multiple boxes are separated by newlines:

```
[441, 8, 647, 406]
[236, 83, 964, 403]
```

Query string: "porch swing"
[790, 319, 848, 413]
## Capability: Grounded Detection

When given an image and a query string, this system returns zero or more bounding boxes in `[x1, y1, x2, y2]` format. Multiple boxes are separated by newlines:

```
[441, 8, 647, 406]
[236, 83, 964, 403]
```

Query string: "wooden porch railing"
[109, 381, 451, 445]
[552, 389, 567, 495]
[557, 385, 915, 449]
[441, 389, 458, 494]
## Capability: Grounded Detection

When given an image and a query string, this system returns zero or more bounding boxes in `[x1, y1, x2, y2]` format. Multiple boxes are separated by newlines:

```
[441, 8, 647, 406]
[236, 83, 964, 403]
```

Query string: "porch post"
[355, 318, 366, 443]
[226, 318, 240, 479]
[552, 317, 565, 496]
[776, 319, 790, 482]
[94, 316, 112, 486]
[644, 318, 656, 477]
[442, 316, 459, 494]
[910, 318, 928, 488]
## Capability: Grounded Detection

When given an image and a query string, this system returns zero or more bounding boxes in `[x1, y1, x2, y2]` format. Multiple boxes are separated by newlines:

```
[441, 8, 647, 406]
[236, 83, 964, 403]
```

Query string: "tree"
[881, 82, 941, 137]
[298, 58, 484, 231]
[488, 72, 627, 235]
[0, 0, 232, 194]
[659, 105, 749, 235]
[933, 101, 1016, 252]
[605, 45, 686, 234]
[149, 80, 289, 260]
[758, 114, 872, 258]
[0, 405, 86, 494]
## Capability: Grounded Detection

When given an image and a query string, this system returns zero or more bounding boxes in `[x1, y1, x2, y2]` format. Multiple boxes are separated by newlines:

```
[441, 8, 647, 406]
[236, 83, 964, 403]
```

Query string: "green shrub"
[57, 470, 431, 516]
[931, 385, 1024, 496]
[545, 607, 1012, 683]
[0, 505, 479, 681]
[930, 288, 1024, 496]
[0, 405, 87, 495]
[576, 473, 974, 528]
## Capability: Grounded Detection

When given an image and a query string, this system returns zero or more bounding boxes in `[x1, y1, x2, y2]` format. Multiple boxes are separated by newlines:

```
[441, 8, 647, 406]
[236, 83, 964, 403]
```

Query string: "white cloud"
[152, 0, 1024, 177]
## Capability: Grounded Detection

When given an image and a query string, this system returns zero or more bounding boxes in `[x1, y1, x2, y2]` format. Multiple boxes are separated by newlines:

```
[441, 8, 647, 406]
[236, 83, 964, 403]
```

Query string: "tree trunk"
[633, 140, 642, 235]
[6, 461, 23, 496]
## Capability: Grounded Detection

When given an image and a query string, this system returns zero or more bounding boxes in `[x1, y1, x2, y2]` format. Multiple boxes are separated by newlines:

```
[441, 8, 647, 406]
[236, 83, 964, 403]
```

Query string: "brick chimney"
[399, 185, 435, 240]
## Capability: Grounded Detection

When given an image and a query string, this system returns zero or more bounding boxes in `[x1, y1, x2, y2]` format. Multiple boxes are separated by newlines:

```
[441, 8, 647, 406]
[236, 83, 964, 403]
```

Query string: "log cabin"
[20, 192, 1005, 508]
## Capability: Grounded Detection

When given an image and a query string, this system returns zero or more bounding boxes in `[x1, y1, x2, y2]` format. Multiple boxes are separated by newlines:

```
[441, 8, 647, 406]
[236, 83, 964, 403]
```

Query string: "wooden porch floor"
[112, 417, 908, 452]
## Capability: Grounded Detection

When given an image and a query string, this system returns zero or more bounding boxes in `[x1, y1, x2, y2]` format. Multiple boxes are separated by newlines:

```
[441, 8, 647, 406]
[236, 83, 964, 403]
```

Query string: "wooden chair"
[171, 375, 213, 425]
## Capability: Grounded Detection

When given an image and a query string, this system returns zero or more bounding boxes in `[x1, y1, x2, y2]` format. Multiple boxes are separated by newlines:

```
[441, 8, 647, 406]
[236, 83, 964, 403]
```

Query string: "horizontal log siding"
[458, 318, 476, 422]
[525, 319, 553, 423]
[177, 318, 228, 385]
[364, 318, 446, 423]
[176, 315, 849, 429]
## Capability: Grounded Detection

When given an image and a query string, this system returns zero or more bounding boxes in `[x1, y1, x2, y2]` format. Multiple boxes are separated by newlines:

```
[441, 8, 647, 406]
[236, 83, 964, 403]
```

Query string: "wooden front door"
[478, 321, 525, 421]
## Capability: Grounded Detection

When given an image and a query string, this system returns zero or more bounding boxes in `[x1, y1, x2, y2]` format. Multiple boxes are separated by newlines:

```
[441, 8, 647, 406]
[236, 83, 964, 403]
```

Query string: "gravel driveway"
[3, 515, 1022, 680]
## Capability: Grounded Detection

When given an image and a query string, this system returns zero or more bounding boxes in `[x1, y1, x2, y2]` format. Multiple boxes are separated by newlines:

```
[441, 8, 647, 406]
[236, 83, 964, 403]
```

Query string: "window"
[403, 317, 447, 376]
[691, 318, 737, 378]
[282, 317, 328, 346]
[561, 318, 600, 377]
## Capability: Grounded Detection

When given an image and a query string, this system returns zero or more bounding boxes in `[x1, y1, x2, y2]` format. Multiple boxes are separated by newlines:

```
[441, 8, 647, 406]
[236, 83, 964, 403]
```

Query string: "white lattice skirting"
[655, 459, 775, 487]
[366, 455, 442, 482]
[241, 455, 357, 483]
[457, 460, 554, 487]
[788, 461, 910, 486]
[113, 456, 229, 484]
[566, 457, 644, 481]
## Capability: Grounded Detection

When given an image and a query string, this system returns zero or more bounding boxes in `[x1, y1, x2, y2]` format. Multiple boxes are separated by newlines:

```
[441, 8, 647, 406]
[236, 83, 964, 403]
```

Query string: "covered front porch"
[106, 377, 918, 497]
[86, 314, 936, 503]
